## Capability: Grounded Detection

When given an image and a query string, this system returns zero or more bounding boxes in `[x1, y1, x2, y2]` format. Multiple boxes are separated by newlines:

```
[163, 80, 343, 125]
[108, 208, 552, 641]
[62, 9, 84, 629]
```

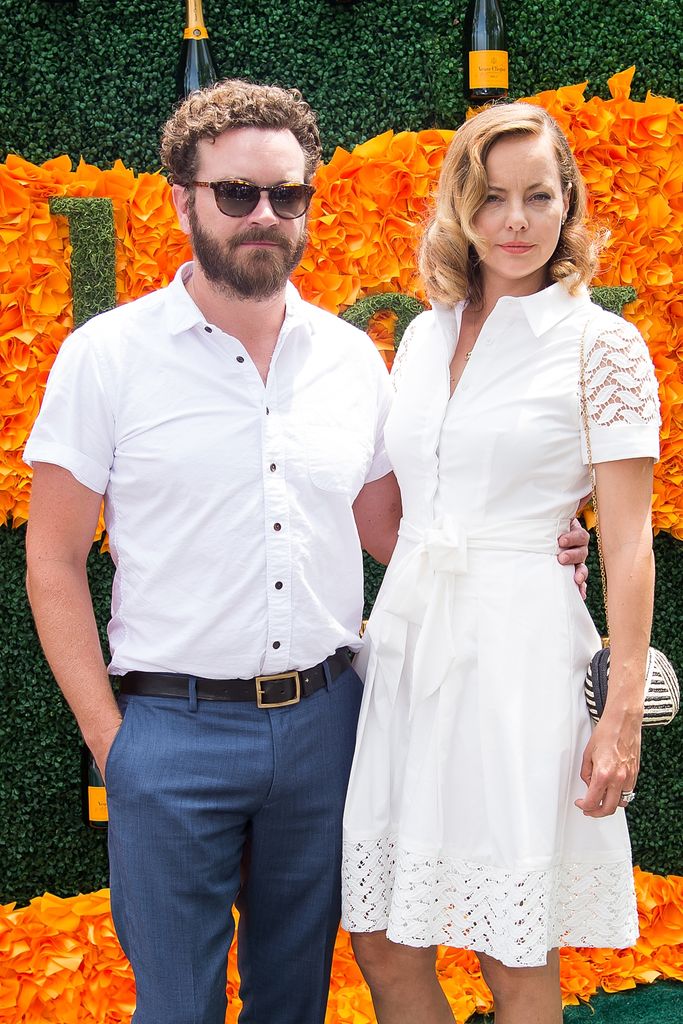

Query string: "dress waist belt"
[396, 515, 565, 554]
[368, 514, 567, 715]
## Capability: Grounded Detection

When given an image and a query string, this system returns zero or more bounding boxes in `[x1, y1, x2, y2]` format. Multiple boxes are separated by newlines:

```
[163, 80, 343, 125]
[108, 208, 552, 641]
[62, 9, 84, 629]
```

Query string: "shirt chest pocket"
[303, 424, 373, 496]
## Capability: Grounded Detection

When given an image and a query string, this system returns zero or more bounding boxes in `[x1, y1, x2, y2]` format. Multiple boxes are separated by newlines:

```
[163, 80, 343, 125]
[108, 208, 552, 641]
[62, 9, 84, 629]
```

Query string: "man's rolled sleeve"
[23, 329, 115, 494]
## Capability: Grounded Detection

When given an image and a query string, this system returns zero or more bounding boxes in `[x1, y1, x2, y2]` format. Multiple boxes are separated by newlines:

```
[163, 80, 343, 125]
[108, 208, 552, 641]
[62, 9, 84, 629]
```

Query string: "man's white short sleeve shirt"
[24, 265, 393, 677]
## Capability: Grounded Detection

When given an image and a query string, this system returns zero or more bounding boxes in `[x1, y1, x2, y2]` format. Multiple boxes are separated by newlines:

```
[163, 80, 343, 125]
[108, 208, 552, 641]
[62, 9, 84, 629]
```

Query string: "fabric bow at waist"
[367, 515, 566, 715]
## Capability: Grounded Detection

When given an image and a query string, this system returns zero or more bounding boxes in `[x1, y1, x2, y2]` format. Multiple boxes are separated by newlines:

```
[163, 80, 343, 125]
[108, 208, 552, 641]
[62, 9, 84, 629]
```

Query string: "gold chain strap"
[578, 317, 610, 642]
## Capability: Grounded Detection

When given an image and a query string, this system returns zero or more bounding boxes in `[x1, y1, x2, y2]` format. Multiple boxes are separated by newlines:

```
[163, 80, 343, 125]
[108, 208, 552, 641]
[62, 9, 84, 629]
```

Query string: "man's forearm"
[353, 471, 402, 566]
[26, 559, 121, 771]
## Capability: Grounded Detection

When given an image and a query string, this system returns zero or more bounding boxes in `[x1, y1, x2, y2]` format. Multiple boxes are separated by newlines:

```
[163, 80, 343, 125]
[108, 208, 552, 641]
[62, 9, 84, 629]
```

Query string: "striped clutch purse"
[585, 646, 680, 727]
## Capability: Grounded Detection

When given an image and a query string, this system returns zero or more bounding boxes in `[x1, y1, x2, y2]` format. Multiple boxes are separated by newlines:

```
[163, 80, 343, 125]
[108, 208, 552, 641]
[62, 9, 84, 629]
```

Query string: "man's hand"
[557, 517, 589, 599]
[91, 718, 124, 784]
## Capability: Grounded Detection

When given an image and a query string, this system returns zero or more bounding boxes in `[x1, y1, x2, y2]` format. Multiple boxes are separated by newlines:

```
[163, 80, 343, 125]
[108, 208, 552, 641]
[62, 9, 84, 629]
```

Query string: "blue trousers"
[106, 664, 363, 1024]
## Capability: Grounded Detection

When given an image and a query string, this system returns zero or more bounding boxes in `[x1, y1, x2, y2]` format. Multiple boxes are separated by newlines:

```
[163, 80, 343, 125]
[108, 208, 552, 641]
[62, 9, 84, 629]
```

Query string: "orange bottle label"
[184, 24, 209, 39]
[88, 785, 108, 823]
[469, 50, 509, 90]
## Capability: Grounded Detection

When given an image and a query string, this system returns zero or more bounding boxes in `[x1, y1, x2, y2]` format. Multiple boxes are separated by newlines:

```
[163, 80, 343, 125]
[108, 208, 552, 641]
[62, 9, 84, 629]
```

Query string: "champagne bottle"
[175, 0, 219, 101]
[464, 0, 508, 106]
[80, 743, 108, 829]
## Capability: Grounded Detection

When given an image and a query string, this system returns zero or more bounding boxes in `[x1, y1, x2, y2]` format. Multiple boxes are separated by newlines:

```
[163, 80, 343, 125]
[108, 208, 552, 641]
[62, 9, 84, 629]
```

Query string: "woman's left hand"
[575, 710, 642, 817]
[575, 457, 654, 818]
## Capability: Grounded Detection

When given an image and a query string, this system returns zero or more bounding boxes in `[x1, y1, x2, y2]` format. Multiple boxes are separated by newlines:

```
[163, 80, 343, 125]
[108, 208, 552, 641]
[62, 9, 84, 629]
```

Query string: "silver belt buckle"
[255, 671, 301, 708]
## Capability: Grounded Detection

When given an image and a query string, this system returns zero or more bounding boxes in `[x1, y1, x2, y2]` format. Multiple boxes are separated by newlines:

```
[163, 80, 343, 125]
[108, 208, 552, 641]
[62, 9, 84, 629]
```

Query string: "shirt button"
[272, 641, 281, 649]
[204, 325, 212, 333]
[236, 355, 245, 363]
[270, 463, 277, 472]
[265, 407, 270, 415]
[275, 581, 283, 590]
[273, 522, 282, 531]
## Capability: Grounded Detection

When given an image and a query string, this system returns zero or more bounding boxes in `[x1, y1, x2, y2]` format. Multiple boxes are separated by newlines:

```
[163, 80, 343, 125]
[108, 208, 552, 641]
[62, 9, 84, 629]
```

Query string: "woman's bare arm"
[575, 457, 654, 817]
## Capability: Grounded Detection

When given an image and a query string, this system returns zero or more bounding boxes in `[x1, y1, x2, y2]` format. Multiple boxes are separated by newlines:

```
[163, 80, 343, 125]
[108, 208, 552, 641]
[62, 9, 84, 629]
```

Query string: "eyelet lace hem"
[342, 836, 639, 967]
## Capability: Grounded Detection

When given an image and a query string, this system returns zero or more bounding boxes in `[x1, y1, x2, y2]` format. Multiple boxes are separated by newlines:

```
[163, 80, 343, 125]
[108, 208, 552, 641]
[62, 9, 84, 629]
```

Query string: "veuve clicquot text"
[175, 0, 219, 101]
[464, 0, 508, 106]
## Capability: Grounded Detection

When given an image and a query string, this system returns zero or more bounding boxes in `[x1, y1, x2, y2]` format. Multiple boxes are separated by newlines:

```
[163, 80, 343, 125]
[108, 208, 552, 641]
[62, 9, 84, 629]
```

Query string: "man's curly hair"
[160, 79, 322, 185]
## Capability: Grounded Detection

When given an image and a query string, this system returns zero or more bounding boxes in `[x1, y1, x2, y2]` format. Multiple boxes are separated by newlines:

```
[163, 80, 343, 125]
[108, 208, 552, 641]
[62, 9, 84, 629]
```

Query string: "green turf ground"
[471, 980, 682, 1023]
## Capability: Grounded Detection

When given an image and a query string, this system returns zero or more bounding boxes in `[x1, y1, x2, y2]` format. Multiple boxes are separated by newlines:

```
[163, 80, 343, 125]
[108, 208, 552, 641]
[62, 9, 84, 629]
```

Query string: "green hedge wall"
[1, 0, 680, 172]
[1, 0, 682, 902]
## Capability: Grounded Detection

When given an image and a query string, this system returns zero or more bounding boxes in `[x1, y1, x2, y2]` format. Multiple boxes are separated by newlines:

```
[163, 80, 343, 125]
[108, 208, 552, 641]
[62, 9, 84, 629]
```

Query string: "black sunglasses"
[190, 179, 315, 219]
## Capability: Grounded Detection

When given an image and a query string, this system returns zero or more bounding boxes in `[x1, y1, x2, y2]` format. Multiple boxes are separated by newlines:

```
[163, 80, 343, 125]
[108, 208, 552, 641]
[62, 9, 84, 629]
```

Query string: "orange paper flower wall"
[0, 68, 681, 535]
[0, 868, 681, 1023]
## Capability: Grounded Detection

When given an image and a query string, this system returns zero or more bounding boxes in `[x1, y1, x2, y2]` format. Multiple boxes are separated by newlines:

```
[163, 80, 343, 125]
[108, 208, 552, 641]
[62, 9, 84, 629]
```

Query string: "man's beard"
[188, 206, 307, 300]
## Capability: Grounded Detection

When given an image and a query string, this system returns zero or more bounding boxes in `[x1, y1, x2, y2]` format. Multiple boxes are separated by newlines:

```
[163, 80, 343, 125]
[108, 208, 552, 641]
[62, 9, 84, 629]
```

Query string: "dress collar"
[514, 280, 591, 337]
[434, 279, 591, 343]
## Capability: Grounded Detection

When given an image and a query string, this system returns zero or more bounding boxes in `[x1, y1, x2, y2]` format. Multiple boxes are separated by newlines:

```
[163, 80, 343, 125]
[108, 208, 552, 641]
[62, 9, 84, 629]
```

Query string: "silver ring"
[620, 790, 636, 804]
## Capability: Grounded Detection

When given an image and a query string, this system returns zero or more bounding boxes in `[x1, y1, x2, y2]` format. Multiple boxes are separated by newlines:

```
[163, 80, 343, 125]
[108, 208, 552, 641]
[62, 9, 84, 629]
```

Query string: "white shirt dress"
[341, 282, 661, 968]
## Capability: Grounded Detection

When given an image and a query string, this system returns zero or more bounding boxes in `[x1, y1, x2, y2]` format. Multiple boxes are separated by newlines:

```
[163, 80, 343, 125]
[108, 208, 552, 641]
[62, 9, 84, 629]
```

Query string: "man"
[25, 80, 588, 1024]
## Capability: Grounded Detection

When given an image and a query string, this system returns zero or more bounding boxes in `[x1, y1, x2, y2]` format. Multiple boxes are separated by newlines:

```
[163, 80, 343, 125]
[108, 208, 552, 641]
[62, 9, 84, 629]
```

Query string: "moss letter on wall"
[49, 197, 117, 328]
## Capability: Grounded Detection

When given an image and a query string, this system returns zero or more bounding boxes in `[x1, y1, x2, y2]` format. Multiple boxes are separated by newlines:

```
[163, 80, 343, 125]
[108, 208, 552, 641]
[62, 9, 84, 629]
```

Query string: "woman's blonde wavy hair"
[419, 103, 601, 308]
[160, 79, 322, 186]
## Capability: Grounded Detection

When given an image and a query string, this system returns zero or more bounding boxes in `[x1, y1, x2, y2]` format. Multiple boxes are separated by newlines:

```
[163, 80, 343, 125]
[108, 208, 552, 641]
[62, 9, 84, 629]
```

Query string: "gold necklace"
[450, 350, 474, 386]
[451, 307, 485, 386]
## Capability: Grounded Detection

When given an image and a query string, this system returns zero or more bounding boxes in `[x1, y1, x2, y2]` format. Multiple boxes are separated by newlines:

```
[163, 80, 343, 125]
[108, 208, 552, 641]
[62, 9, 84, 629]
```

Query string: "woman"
[341, 103, 660, 1023]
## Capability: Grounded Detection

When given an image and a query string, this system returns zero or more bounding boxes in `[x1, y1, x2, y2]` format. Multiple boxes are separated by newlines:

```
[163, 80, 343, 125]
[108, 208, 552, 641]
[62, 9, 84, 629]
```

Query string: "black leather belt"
[117, 648, 353, 708]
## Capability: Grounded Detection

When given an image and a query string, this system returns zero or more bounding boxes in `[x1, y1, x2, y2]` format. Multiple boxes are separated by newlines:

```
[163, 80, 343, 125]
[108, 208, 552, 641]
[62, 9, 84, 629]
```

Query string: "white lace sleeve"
[390, 319, 418, 392]
[581, 317, 660, 464]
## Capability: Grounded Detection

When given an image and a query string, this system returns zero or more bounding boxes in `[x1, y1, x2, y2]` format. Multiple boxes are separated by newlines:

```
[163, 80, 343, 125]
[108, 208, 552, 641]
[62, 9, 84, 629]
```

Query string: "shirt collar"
[165, 262, 206, 336]
[282, 280, 309, 333]
[512, 280, 591, 337]
[164, 262, 309, 338]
